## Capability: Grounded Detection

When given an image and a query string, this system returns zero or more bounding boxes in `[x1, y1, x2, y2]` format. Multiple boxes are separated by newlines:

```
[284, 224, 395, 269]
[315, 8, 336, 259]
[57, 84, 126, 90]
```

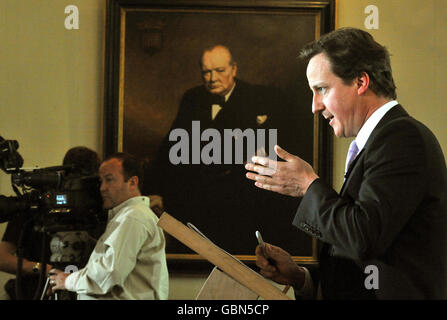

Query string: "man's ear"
[128, 176, 139, 189]
[356, 72, 370, 95]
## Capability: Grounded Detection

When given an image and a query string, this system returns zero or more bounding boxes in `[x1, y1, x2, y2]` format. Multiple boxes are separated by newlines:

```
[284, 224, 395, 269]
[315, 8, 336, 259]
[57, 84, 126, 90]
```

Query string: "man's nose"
[209, 70, 217, 82]
[312, 94, 324, 114]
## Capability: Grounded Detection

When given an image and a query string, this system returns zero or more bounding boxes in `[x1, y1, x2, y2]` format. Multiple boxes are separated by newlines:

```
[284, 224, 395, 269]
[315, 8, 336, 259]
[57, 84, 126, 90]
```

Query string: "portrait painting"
[104, 0, 335, 270]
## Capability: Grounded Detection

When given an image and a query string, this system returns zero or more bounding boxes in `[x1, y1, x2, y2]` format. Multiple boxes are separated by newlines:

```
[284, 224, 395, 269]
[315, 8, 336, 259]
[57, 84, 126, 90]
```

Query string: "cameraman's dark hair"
[299, 27, 397, 99]
[104, 152, 143, 190]
[63, 146, 100, 176]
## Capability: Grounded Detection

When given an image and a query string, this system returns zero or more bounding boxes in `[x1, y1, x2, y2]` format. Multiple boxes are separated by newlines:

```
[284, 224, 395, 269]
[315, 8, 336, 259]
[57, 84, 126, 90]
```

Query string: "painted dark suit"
[144, 79, 304, 253]
[293, 105, 447, 299]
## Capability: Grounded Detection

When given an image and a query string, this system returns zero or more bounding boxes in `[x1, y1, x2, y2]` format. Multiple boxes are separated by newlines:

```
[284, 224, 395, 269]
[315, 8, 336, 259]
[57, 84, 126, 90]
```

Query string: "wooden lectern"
[157, 213, 292, 300]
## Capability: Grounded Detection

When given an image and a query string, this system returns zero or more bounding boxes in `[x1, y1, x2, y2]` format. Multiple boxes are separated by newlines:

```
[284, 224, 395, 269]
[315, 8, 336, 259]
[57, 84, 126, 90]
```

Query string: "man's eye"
[317, 87, 326, 94]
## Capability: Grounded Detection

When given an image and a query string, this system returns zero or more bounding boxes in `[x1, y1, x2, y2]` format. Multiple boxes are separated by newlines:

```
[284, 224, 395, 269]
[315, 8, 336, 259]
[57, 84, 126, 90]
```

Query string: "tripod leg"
[40, 277, 50, 300]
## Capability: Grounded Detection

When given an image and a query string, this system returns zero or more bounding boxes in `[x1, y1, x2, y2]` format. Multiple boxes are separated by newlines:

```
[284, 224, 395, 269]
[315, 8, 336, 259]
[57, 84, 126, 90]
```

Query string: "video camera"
[0, 136, 105, 232]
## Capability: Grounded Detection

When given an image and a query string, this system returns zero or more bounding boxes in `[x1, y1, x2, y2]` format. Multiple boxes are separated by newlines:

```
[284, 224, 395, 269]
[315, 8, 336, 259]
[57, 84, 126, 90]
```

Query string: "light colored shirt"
[65, 196, 169, 300]
[355, 100, 399, 152]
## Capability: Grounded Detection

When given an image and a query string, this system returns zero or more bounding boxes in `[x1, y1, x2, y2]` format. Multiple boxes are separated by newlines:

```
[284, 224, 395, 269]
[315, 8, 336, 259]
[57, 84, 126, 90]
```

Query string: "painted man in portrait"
[143, 44, 300, 254]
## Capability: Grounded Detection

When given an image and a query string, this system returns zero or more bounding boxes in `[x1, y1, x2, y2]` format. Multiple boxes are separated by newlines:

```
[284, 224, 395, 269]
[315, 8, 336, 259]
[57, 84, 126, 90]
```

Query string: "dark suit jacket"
[144, 79, 300, 253]
[293, 105, 447, 299]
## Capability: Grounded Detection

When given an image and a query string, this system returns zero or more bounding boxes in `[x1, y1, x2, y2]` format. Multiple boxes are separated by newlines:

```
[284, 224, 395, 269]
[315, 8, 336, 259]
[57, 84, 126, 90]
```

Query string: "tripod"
[40, 277, 57, 300]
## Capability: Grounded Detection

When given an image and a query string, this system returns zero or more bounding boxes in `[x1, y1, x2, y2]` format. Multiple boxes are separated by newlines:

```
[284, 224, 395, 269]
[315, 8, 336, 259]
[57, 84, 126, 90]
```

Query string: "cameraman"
[0, 146, 100, 300]
[48, 153, 169, 300]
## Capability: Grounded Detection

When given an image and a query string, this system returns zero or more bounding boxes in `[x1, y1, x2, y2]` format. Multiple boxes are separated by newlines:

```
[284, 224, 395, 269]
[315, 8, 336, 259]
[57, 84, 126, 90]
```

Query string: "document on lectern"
[157, 212, 291, 300]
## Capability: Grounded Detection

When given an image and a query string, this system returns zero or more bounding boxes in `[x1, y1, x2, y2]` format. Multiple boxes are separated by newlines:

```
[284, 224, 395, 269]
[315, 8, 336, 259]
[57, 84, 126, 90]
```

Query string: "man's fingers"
[251, 156, 278, 171]
[255, 245, 269, 267]
[246, 165, 298, 197]
[255, 246, 276, 271]
[250, 155, 269, 167]
[259, 269, 276, 279]
[245, 171, 256, 181]
[274, 145, 294, 162]
[246, 171, 274, 185]
[264, 243, 277, 258]
[255, 244, 264, 257]
[256, 165, 276, 177]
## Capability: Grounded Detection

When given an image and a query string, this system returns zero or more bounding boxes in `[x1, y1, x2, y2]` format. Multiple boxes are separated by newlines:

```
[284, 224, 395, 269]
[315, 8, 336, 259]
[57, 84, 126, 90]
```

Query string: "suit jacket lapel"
[363, 104, 409, 150]
[340, 104, 409, 193]
[211, 80, 247, 128]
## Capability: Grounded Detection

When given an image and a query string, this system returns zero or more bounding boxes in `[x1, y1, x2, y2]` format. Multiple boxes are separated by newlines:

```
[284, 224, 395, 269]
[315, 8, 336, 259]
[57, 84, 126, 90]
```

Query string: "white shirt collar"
[355, 100, 399, 151]
[108, 196, 148, 221]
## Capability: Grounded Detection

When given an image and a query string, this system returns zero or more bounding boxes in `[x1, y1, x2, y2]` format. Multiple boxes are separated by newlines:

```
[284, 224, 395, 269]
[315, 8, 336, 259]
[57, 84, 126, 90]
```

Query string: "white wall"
[0, 0, 104, 296]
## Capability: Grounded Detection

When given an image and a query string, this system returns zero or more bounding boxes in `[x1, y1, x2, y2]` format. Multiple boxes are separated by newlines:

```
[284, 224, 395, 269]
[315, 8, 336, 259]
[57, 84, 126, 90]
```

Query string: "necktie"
[344, 140, 359, 176]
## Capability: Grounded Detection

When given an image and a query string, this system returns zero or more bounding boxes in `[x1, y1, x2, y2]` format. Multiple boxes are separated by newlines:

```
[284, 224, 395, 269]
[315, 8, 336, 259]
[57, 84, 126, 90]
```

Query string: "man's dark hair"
[104, 152, 143, 190]
[63, 146, 100, 176]
[299, 27, 397, 99]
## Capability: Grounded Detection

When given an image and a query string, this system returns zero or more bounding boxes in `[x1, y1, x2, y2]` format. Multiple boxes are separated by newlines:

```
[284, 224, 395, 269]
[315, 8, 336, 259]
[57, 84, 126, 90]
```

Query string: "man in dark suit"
[145, 45, 299, 253]
[246, 28, 447, 299]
